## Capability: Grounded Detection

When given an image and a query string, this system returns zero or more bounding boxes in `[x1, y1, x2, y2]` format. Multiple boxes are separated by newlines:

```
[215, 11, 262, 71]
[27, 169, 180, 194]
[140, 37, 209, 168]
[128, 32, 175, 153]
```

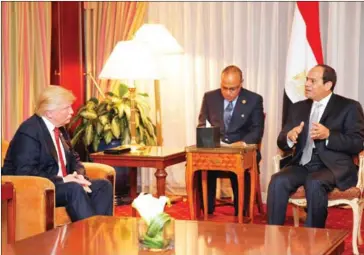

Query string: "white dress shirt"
[42, 116, 67, 177]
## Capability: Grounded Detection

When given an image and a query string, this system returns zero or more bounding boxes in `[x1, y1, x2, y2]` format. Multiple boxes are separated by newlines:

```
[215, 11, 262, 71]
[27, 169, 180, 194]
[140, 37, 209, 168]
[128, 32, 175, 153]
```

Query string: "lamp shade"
[134, 24, 183, 55]
[98, 40, 160, 80]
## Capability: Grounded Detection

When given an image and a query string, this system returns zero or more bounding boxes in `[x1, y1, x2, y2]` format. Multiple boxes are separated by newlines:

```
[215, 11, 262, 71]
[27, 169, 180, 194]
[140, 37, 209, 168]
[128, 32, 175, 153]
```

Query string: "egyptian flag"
[282, 2, 324, 127]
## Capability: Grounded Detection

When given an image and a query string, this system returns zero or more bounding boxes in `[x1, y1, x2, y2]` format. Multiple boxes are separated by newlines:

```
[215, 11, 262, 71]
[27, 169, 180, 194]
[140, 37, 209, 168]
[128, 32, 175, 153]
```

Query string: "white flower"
[131, 193, 171, 225]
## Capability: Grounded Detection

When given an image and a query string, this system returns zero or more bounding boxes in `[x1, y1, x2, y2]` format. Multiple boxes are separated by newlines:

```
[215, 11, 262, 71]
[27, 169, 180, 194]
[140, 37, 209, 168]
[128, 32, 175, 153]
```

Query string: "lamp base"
[128, 140, 146, 152]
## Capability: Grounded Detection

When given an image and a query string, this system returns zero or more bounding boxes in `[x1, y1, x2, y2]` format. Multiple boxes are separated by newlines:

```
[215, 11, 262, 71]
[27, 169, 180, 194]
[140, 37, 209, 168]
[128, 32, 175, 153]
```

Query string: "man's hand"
[311, 122, 330, 140]
[63, 172, 92, 193]
[287, 121, 305, 144]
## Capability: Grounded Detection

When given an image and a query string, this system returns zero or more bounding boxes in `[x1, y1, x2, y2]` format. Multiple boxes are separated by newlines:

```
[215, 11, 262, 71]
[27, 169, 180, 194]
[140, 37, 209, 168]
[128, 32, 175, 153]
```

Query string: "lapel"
[217, 91, 225, 133]
[228, 89, 247, 131]
[319, 94, 336, 124]
[36, 115, 58, 163]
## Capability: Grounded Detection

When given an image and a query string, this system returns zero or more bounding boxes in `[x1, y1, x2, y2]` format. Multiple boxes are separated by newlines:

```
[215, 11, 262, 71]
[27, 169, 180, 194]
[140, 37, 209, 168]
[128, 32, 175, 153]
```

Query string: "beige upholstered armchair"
[1, 140, 116, 242]
[273, 150, 364, 255]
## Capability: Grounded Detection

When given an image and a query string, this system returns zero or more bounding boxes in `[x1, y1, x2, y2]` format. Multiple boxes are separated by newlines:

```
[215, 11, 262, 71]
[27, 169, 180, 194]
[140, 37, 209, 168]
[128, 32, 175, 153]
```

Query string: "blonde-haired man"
[2, 85, 113, 222]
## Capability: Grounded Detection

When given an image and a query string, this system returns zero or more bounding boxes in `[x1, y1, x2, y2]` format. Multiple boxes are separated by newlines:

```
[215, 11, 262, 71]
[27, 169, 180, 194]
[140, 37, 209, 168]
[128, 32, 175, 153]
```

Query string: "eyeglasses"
[221, 85, 241, 93]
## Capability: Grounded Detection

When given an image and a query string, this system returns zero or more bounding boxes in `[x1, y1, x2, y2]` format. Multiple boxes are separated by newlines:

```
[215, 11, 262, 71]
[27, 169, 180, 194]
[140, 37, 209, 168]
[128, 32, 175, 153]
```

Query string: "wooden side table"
[185, 144, 258, 224]
[2, 182, 16, 243]
[90, 146, 186, 215]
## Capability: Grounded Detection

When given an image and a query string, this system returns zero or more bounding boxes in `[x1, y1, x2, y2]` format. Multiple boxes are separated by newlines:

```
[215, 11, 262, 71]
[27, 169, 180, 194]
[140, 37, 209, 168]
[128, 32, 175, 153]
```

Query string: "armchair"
[272, 150, 364, 255]
[1, 140, 116, 242]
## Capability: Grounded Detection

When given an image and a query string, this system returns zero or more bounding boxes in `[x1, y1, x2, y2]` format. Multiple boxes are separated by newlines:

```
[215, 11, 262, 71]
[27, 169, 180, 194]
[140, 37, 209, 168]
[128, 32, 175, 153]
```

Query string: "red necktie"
[54, 128, 67, 177]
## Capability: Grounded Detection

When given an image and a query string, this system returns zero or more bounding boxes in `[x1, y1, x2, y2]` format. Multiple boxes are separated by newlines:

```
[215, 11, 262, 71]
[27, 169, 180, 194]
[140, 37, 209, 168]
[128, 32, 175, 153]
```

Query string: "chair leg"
[255, 174, 264, 215]
[292, 205, 300, 227]
[358, 202, 364, 245]
[351, 202, 360, 255]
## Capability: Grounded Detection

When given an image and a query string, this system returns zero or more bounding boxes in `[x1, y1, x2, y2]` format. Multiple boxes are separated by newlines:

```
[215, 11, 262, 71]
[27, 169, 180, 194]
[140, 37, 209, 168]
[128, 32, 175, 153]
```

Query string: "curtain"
[143, 2, 364, 199]
[1, 2, 51, 140]
[83, 2, 148, 99]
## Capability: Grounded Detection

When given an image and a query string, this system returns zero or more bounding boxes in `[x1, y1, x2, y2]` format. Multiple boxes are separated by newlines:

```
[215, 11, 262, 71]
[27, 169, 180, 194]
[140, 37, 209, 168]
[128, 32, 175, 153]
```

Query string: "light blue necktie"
[300, 103, 323, 165]
[224, 101, 234, 131]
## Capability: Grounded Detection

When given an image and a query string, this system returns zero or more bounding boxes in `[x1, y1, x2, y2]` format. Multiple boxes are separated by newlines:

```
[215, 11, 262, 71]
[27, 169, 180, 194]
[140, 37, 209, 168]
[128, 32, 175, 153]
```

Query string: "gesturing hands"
[287, 121, 305, 144]
[310, 122, 330, 140]
[63, 172, 92, 193]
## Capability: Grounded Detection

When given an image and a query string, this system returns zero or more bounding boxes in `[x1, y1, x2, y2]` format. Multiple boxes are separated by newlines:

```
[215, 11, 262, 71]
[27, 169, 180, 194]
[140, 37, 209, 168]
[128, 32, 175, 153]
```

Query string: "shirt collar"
[42, 116, 56, 133]
[314, 92, 332, 108]
[224, 97, 238, 107]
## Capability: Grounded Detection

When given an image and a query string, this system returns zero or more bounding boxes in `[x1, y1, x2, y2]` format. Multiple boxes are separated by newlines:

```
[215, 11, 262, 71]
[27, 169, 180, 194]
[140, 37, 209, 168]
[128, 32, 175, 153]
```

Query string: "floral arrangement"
[132, 193, 173, 250]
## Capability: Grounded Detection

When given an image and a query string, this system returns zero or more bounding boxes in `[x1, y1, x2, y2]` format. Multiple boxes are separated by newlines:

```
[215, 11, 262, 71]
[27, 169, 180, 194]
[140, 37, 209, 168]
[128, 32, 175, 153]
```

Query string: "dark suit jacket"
[2, 114, 86, 184]
[198, 88, 264, 144]
[277, 94, 364, 190]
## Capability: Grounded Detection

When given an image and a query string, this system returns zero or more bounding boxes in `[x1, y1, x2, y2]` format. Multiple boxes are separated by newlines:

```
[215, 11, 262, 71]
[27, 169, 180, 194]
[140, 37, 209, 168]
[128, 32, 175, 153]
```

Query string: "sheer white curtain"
[140, 2, 364, 200]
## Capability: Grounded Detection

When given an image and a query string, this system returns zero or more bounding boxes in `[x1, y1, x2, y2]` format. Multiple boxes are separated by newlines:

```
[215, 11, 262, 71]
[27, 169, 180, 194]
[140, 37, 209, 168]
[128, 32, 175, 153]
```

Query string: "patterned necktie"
[300, 103, 323, 165]
[54, 128, 67, 176]
[224, 101, 234, 131]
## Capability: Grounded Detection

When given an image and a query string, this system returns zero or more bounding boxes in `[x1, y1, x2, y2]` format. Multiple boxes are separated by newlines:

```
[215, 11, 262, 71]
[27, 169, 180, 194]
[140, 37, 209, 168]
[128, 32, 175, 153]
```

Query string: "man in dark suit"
[198, 65, 265, 215]
[267, 64, 364, 228]
[2, 85, 113, 222]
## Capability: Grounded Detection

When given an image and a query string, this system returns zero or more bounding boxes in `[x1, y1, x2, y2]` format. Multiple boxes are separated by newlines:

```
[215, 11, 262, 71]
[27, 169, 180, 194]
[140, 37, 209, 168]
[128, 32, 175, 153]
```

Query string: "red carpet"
[115, 200, 363, 255]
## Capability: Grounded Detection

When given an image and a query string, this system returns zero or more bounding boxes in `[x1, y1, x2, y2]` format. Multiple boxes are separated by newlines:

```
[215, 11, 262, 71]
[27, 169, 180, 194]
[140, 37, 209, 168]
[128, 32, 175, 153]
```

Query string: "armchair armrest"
[356, 150, 364, 190]
[1, 176, 55, 241]
[84, 162, 115, 180]
[273, 154, 282, 173]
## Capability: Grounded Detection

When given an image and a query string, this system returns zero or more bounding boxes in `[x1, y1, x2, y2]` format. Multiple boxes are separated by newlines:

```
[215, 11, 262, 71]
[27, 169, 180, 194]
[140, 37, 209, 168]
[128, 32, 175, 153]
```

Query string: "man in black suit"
[267, 64, 364, 228]
[198, 65, 265, 215]
[2, 85, 113, 222]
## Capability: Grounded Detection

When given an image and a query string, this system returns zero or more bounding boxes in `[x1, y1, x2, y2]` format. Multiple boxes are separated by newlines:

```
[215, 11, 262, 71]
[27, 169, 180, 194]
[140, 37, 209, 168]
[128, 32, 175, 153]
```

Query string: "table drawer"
[190, 153, 238, 170]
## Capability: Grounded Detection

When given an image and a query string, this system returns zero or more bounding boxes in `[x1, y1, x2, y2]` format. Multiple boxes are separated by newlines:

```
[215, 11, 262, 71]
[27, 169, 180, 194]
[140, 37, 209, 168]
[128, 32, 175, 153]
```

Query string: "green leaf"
[67, 114, 81, 129]
[96, 101, 108, 115]
[96, 121, 103, 135]
[85, 124, 94, 146]
[106, 91, 116, 97]
[137, 92, 149, 97]
[124, 104, 131, 120]
[104, 130, 113, 144]
[92, 135, 101, 152]
[110, 95, 122, 104]
[86, 99, 98, 110]
[70, 125, 85, 147]
[99, 114, 109, 125]
[116, 103, 125, 118]
[80, 110, 98, 120]
[138, 126, 144, 143]
[146, 121, 155, 136]
[103, 123, 111, 131]
[88, 97, 99, 105]
[118, 83, 129, 97]
[111, 116, 121, 138]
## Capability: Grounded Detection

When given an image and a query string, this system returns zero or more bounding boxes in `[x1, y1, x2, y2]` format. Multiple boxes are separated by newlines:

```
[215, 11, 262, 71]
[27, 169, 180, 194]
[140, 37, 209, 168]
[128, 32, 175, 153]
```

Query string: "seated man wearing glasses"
[197, 65, 265, 215]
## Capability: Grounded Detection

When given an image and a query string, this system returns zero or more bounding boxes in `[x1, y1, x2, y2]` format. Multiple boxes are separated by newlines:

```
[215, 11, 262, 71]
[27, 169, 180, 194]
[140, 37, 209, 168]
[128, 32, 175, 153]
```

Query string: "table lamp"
[98, 40, 160, 150]
[133, 24, 183, 146]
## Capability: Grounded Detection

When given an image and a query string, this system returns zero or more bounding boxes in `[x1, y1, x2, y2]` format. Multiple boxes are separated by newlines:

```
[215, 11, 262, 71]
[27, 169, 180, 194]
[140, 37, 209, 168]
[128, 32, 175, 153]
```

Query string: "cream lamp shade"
[98, 40, 160, 81]
[133, 24, 183, 55]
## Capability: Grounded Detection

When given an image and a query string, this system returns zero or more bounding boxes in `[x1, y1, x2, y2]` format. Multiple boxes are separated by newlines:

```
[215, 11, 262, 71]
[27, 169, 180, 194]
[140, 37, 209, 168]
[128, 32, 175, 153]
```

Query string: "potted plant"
[69, 83, 157, 152]
[68, 84, 157, 205]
